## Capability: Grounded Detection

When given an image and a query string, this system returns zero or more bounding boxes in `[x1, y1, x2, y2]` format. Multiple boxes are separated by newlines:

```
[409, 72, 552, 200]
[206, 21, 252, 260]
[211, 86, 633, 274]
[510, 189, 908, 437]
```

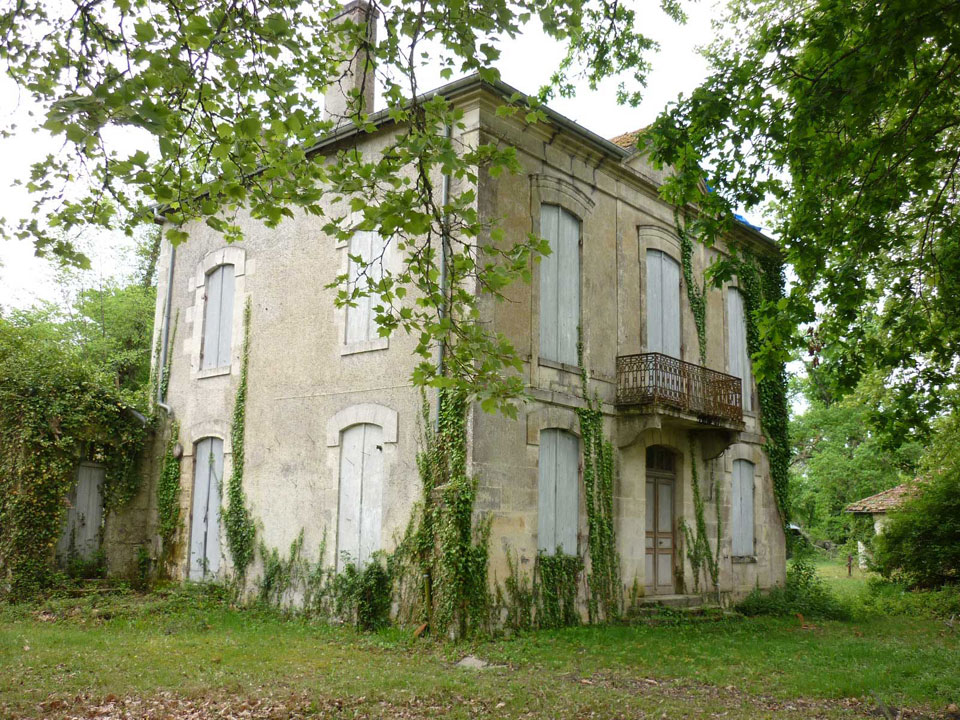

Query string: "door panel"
[645, 470, 676, 595]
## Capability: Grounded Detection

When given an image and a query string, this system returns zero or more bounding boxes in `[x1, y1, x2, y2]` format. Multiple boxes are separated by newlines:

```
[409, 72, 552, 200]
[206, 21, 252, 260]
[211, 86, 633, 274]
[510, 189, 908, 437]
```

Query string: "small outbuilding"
[846, 483, 916, 569]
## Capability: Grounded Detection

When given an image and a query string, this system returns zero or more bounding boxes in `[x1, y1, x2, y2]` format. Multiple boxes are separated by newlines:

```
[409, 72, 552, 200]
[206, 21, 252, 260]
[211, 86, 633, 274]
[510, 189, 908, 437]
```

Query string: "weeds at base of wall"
[535, 551, 583, 629]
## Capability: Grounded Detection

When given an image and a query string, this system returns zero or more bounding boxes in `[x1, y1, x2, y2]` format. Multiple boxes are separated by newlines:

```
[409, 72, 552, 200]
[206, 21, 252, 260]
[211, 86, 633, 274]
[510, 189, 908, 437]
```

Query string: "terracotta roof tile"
[845, 482, 919, 514]
[609, 127, 649, 150]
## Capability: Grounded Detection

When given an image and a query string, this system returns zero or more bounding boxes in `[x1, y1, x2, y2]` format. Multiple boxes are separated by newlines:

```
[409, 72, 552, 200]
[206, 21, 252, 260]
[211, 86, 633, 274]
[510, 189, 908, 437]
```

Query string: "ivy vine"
[396, 390, 491, 639]
[731, 253, 791, 519]
[535, 551, 582, 628]
[678, 433, 721, 595]
[156, 420, 182, 557]
[224, 299, 256, 582]
[0, 347, 148, 599]
[577, 335, 621, 622]
[676, 209, 707, 363]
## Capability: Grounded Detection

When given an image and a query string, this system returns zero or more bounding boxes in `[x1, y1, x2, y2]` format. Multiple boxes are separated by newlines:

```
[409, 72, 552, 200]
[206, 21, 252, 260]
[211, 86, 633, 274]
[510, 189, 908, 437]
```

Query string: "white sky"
[0, 0, 725, 311]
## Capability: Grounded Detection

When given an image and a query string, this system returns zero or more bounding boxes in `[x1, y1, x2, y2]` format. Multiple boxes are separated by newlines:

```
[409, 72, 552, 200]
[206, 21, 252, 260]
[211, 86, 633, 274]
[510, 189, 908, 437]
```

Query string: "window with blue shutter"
[732, 459, 755, 557]
[538, 428, 579, 555]
[645, 249, 681, 358]
[201, 265, 235, 370]
[539, 205, 580, 365]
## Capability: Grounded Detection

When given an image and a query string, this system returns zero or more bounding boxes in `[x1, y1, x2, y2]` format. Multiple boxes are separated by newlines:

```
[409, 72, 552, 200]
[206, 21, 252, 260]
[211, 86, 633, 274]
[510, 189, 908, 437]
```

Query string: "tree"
[873, 412, 960, 588]
[646, 0, 960, 426]
[1, 0, 682, 412]
[789, 372, 920, 543]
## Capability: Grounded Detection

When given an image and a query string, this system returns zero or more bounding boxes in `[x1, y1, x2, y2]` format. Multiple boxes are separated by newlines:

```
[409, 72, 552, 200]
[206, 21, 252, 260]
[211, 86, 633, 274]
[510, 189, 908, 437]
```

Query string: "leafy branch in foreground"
[2, 0, 679, 413]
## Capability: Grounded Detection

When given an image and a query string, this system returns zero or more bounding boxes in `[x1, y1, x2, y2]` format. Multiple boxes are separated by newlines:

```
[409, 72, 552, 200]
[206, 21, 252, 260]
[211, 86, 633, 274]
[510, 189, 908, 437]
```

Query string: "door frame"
[645, 448, 677, 595]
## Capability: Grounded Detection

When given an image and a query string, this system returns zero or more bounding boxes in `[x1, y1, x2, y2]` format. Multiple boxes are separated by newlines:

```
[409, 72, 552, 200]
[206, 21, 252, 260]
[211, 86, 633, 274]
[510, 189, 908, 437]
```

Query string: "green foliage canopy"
[648, 0, 960, 425]
[873, 412, 960, 589]
[1, 0, 682, 413]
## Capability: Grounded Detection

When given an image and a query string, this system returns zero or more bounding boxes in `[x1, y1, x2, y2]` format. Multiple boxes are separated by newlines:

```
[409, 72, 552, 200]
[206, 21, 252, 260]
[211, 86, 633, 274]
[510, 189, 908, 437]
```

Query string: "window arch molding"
[326, 403, 398, 447]
[183, 420, 232, 456]
[525, 405, 581, 445]
[192, 246, 246, 289]
[530, 174, 596, 222]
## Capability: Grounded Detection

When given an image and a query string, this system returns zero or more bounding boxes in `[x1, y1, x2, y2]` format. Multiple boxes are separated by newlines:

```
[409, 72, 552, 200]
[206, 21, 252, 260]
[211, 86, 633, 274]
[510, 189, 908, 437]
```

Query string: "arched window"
[190, 437, 223, 580]
[538, 428, 579, 554]
[732, 458, 755, 557]
[646, 249, 681, 358]
[539, 204, 580, 365]
[726, 288, 753, 410]
[201, 265, 235, 370]
[337, 423, 383, 568]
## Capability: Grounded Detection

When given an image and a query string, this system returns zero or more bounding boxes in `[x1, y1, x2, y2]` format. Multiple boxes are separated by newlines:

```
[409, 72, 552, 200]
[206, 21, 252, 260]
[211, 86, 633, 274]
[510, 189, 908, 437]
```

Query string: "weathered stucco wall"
[148, 82, 785, 603]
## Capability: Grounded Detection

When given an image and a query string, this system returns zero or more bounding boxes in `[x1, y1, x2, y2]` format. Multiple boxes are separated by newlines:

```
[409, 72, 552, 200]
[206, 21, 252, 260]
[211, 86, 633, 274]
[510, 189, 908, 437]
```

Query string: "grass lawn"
[1, 574, 958, 719]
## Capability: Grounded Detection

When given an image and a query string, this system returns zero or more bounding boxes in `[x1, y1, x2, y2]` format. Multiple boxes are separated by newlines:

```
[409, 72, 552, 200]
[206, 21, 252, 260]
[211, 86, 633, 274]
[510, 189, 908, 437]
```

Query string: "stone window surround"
[337, 211, 390, 356]
[529, 174, 595, 388]
[188, 247, 247, 380]
[326, 403, 399, 447]
[181, 420, 233, 577]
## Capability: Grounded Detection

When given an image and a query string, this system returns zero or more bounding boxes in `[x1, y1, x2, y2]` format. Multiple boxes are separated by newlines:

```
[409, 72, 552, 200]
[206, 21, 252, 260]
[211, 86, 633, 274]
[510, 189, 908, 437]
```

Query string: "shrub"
[736, 556, 851, 620]
[872, 471, 960, 589]
[852, 577, 960, 619]
[332, 557, 392, 631]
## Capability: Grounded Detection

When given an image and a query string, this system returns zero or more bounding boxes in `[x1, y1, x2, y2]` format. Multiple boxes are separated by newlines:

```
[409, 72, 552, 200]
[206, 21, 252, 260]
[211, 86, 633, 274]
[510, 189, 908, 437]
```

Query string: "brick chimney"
[323, 0, 378, 123]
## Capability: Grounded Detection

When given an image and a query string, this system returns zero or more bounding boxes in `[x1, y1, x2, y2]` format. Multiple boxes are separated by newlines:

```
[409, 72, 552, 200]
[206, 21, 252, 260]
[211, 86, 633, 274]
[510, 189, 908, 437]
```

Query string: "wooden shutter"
[190, 437, 223, 580]
[337, 423, 383, 568]
[201, 265, 235, 369]
[56, 463, 105, 563]
[538, 428, 579, 554]
[732, 459, 755, 556]
[539, 205, 580, 365]
[346, 232, 386, 345]
[726, 288, 753, 410]
[646, 249, 680, 358]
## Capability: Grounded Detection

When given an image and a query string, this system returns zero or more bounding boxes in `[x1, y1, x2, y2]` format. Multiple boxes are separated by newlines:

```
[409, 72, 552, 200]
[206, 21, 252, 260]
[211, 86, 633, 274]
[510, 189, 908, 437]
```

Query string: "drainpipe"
[156, 214, 175, 413]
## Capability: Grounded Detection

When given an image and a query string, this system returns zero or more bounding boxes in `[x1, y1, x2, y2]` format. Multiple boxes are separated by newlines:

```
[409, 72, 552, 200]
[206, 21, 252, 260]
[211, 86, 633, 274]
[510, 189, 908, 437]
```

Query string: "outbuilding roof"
[845, 483, 918, 514]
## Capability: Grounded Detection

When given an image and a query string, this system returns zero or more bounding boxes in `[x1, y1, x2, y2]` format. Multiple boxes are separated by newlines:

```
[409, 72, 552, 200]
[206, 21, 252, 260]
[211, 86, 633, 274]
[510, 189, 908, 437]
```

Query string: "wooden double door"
[645, 448, 676, 595]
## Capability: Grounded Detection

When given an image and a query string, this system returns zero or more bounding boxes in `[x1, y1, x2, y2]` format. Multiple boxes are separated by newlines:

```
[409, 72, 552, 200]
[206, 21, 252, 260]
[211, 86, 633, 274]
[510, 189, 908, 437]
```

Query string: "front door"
[190, 437, 223, 580]
[645, 447, 676, 595]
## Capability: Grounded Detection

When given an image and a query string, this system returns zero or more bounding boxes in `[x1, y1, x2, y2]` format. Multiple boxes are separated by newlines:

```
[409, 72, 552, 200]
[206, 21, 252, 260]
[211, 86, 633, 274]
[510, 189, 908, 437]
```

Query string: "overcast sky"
[0, 0, 723, 311]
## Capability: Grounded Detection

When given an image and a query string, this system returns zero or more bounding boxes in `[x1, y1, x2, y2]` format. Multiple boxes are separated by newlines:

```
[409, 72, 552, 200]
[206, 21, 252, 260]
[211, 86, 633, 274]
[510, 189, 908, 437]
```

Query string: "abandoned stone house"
[98, 11, 786, 604]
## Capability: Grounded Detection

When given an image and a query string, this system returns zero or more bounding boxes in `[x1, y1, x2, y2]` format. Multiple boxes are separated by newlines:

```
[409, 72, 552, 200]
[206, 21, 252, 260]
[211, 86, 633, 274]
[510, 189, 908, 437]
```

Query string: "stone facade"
[145, 76, 786, 603]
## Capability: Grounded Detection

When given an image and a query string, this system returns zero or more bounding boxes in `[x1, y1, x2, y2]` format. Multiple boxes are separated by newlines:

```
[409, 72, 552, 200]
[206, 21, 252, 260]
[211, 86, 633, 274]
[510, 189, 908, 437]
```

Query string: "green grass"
[0, 579, 958, 719]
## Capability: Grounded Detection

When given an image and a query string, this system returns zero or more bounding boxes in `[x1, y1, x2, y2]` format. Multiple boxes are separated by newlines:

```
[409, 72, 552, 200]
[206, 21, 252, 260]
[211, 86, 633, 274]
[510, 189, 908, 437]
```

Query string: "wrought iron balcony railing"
[616, 352, 743, 425]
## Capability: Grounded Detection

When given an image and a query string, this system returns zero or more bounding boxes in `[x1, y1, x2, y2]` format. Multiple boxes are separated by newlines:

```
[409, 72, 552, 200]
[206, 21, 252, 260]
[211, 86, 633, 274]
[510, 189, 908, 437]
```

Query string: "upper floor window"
[539, 204, 580, 366]
[646, 249, 681, 358]
[726, 288, 753, 411]
[345, 231, 387, 347]
[201, 264, 235, 370]
[538, 428, 579, 555]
